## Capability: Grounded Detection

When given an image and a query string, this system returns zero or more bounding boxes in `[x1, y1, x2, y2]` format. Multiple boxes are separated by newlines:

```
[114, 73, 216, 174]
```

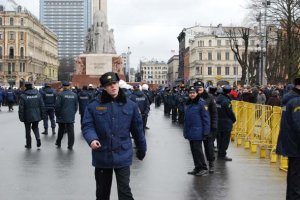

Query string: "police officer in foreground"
[184, 86, 210, 176]
[55, 81, 78, 150]
[82, 72, 146, 200]
[194, 81, 217, 173]
[216, 85, 236, 161]
[18, 82, 45, 149]
[276, 77, 300, 200]
[40, 83, 56, 135]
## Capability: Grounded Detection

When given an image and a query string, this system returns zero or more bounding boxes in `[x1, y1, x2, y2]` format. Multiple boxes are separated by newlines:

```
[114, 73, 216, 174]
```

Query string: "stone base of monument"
[73, 53, 125, 87]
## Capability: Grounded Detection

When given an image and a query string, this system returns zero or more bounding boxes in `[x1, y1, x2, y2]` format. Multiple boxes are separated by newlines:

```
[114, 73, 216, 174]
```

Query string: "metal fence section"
[231, 100, 287, 171]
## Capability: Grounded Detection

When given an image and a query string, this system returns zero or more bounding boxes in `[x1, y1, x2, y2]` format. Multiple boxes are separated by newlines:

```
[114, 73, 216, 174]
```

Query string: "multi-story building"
[40, 0, 92, 80]
[167, 55, 179, 86]
[140, 60, 168, 85]
[179, 24, 260, 86]
[0, 0, 58, 87]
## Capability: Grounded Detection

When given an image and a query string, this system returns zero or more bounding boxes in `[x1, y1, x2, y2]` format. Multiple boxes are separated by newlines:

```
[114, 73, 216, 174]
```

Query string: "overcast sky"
[16, 0, 250, 69]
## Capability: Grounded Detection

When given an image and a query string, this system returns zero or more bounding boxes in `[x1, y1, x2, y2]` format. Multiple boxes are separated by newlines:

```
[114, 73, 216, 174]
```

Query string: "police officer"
[216, 85, 236, 161]
[163, 87, 172, 115]
[78, 85, 92, 130]
[129, 84, 150, 130]
[6, 87, 15, 112]
[184, 86, 210, 176]
[171, 86, 179, 122]
[55, 81, 78, 150]
[177, 84, 188, 124]
[276, 77, 300, 200]
[82, 72, 146, 200]
[18, 82, 45, 149]
[194, 81, 217, 173]
[40, 83, 56, 135]
[0, 86, 4, 111]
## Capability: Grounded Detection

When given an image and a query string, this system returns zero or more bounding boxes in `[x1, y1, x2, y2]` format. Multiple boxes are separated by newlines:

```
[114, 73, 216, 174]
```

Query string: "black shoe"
[195, 169, 208, 176]
[218, 156, 232, 161]
[187, 169, 199, 175]
[213, 147, 218, 152]
[209, 166, 214, 174]
[67, 146, 73, 150]
[55, 141, 61, 148]
[41, 130, 48, 135]
[37, 139, 41, 147]
[52, 128, 56, 135]
[145, 126, 150, 130]
[24, 145, 31, 149]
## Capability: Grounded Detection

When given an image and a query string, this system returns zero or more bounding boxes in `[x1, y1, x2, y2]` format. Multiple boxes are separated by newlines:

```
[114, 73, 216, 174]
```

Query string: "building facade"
[40, 0, 92, 81]
[167, 55, 179, 87]
[0, 1, 58, 87]
[140, 60, 168, 85]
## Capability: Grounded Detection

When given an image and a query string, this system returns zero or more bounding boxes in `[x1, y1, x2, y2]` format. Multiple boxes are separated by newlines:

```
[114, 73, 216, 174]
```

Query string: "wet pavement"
[0, 105, 286, 200]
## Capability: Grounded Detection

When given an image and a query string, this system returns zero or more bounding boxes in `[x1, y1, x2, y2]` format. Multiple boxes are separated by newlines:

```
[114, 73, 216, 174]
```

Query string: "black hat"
[44, 83, 49, 87]
[209, 86, 217, 93]
[24, 82, 32, 88]
[61, 81, 70, 86]
[188, 86, 197, 93]
[194, 81, 204, 88]
[222, 85, 232, 94]
[294, 77, 300, 86]
[100, 72, 120, 86]
[133, 84, 140, 90]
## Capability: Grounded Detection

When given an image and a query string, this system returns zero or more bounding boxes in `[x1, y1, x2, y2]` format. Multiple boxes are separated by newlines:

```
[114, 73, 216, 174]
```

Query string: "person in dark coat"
[216, 85, 236, 161]
[18, 82, 45, 149]
[129, 84, 150, 130]
[184, 86, 210, 176]
[40, 83, 57, 135]
[0, 87, 4, 111]
[78, 85, 92, 130]
[276, 77, 300, 200]
[194, 81, 217, 173]
[55, 81, 78, 149]
[82, 72, 146, 200]
[266, 90, 281, 106]
[6, 87, 15, 112]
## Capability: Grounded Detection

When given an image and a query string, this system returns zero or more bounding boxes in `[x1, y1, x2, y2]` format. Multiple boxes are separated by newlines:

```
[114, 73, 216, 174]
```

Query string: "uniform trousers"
[287, 157, 300, 200]
[56, 123, 74, 148]
[217, 130, 231, 157]
[95, 167, 134, 200]
[24, 122, 40, 146]
[43, 108, 55, 129]
[203, 136, 215, 164]
[189, 140, 207, 171]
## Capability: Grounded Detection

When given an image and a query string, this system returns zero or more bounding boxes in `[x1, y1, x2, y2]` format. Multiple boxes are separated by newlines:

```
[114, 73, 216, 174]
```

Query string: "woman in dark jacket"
[184, 86, 210, 176]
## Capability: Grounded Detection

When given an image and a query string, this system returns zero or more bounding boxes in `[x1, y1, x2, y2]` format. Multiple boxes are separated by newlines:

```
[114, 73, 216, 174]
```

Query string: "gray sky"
[16, 0, 249, 69]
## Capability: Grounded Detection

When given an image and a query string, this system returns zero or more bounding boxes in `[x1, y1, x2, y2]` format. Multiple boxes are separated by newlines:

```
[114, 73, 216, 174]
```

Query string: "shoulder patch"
[96, 106, 107, 111]
[293, 106, 300, 113]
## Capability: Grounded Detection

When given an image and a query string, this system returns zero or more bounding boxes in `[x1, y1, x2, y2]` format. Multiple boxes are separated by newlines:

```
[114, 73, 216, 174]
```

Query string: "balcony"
[2, 56, 31, 61]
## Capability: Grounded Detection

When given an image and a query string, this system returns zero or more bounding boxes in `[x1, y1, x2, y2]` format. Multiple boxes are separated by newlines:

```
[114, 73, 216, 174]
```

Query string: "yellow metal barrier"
[231, 101, 287, 170]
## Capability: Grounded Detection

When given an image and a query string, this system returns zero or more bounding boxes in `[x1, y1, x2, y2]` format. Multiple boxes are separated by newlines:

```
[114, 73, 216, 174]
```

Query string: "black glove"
[136, 150, 146, 160]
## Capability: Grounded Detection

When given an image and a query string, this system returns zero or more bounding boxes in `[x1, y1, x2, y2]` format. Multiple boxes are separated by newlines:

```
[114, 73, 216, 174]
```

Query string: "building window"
[217, 40, 221, 47]
[8, 63, 15, 74]
[234, 66, 237, 75]
[226, 40, 230, 46]
[20, 63, 25, 72]
[196, 66, 200, 75]
[217, 66, 221, 75]
[199, 53, 202, 60]
[9, 32, 14, 40]
[197, 41, 200, 47]
[20, 47, 24, 58]
[10, 17, 14, 26]
[0, 46, 2, 59]
[208, 67, 212, 75]
[9, 47, 14, 59]
[20, 32, 24, 40]
[234, 54, 237, 61]
[0, 63, 2, 71]
[209, 40, 212, 47]
[0, 32, 2, 40]
[208, 52, 212, 60]
[217, 52, 221, 60]
[0, 18, 2, 25]
[0, 5, 4, 12]
[226, 52, 230, 60]
[225, 66, 230, 75]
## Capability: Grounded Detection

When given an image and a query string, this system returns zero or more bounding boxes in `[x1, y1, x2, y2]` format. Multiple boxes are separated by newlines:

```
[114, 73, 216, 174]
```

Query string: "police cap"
[133, 84, 140, 90]
[24, 82, 33, 88]
[188, 86, 197, 93]
[222, 85, 232, 94]
[61, 81, 70, 86]
[194, 81, 204, 88]
[100, 72, 120, 86]
[294, 77, 300, 86]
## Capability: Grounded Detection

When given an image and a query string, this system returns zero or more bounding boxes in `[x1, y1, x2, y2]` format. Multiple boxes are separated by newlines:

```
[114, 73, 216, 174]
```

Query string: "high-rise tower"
[93, 0, 107, 17]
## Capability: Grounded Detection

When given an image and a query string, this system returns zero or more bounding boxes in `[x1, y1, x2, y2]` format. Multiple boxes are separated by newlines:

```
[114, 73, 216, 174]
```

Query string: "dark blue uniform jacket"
[129, 90, 150, 115]
[82, 89, 147, 168]
[276, 88, 300, 157]
[55, 89, 78, 123]
[216, 93, 236, 132]
[184, 95, 210, 141]
[41, 87, 56, 109]
[18, 89, 45, 123]
[78, 89, 91, 115]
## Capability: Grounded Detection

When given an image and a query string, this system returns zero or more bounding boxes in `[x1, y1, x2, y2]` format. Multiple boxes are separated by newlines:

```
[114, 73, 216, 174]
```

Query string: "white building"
[140, 60, 168, 85]
[167, 55, 179, 86]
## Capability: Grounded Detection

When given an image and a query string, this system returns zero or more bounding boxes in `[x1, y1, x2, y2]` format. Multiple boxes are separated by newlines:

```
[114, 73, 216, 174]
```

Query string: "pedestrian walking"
[82, 72, 146, 200]
[55, 81, 78, 150]
[78, 85, 92, 130]
[184, 86, 210, 176]
[276, 77, 300, 200]
[6, 87, 15, 112]
[0, 86, 4, 111]
[18, 82, 45, 149]
[40, 83, 56, 135]
[216, 85, 236, 161]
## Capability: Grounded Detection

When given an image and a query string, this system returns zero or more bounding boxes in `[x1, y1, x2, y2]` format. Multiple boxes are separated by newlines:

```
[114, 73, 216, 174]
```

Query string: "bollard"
[280, 156, 288, 171]
[260, 147, 266, 158]
[237, 138, 242, 146]
[270, 151, 277, 163]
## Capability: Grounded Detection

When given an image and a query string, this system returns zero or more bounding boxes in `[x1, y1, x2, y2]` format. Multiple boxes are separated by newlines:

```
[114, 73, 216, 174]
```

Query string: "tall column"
[93, 0, 107, 16]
